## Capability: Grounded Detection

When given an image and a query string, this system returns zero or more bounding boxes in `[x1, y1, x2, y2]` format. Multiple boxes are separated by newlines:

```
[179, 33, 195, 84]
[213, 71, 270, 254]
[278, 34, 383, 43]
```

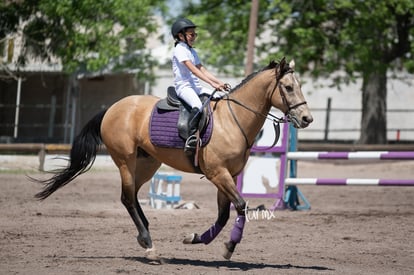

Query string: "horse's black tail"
[34, 109, 107, 200]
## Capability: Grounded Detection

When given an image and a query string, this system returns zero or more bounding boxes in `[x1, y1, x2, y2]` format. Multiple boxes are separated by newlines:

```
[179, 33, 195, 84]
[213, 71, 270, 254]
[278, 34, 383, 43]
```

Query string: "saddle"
[155, 86, 210, 141]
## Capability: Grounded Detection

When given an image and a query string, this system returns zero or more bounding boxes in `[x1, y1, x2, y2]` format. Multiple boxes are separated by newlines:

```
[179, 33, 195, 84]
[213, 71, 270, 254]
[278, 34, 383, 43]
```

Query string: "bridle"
[271, 68, 307, 115]
[219, 69, 307, 149]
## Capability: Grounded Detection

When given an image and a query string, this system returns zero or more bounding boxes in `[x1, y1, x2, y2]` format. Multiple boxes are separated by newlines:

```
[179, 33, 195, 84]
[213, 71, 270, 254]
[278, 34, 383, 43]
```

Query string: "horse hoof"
[183, 233, 201, 244]
[137, 236, 148, 249]
[222, 242, 234, 260]
[145, 247, 159, 261]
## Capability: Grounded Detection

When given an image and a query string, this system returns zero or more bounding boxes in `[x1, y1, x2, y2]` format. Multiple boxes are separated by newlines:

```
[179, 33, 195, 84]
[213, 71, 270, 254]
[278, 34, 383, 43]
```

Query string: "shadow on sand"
[65, 255, 333, 272]
[126, 256, 334, 272]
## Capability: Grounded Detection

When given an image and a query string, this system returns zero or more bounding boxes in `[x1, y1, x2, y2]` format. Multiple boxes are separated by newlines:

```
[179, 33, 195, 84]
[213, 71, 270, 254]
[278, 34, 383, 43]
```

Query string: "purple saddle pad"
[149, 106, 213, 148]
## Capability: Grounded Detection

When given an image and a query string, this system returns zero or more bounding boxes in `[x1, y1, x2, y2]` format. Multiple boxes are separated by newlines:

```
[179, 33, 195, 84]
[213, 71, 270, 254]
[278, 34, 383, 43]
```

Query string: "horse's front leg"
[184, 174, 247, 260]
[183, 190, 230, 245]
[223, 197, 246, 260]
[219, 176, 247, 260]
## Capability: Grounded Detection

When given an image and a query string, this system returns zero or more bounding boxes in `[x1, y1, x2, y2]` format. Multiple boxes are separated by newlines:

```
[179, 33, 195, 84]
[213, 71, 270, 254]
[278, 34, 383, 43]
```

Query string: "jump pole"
[287, 151, 414, 160]
[285, 151, 414, 186]
[285, 178, 414, 186]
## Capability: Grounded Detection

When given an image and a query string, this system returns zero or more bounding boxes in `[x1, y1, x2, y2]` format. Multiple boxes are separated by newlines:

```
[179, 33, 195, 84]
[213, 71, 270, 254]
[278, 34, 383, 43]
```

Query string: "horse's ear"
[289, 59, 295, 70]
[280, 57, 286, 67]
[276, 57, 286, 77]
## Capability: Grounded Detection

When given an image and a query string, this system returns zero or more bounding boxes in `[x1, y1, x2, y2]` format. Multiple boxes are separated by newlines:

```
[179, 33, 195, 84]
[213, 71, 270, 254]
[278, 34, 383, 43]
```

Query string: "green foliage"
[179, 0, 414, 81]
[0, 0, 166, 77]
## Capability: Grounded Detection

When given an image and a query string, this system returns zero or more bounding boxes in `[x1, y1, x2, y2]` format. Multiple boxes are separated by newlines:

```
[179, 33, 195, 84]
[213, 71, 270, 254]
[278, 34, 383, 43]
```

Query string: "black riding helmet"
[171, 18, 197, 43]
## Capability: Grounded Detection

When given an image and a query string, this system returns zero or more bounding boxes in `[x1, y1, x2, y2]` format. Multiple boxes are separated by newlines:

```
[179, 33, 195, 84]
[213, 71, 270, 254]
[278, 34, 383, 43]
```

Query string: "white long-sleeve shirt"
[172, 42, 204, 95]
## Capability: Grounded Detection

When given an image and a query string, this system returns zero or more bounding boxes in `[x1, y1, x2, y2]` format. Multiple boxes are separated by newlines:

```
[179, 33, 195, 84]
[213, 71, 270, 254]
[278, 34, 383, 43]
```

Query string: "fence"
[298, 98, 414, 141]
[2, 98, 414, 143]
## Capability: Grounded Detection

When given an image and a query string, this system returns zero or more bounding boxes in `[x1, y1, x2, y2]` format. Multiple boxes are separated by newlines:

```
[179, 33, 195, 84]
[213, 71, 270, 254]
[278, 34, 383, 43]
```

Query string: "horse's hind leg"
[133, 153, 161, 253]
[116, 152, 160, 258]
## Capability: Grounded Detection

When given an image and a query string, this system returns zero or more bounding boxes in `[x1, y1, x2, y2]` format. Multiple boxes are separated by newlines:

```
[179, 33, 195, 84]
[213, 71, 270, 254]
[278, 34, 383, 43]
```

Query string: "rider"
[171, 18, 227, 153]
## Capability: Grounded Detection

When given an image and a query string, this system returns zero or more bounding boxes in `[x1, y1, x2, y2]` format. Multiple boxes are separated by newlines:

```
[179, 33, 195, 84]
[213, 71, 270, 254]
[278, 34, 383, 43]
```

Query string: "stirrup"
[184, 135, 197, 153]
[184, 135, 201, 154]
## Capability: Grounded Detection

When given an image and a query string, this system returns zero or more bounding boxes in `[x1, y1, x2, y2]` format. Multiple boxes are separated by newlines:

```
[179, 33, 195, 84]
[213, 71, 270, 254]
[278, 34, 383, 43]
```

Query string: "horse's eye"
[285, 85, 293, 92]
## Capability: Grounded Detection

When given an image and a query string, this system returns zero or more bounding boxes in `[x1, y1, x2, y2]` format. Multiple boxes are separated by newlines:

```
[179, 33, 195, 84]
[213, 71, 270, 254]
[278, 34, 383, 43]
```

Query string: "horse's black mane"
[230, 59, 290, 93]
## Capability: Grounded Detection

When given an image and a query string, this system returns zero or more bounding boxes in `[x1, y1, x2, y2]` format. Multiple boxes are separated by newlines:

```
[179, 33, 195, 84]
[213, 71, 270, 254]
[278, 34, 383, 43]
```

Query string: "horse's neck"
[225, 71, 274, 144]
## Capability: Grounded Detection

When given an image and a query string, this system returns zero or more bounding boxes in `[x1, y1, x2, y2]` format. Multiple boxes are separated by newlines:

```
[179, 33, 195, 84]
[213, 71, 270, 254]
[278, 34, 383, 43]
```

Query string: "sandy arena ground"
[0, 159, 413, 274]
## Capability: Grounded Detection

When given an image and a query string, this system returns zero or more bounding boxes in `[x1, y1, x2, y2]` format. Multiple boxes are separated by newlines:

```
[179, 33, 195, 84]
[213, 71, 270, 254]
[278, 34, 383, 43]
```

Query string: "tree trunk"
[359, 70, 387, 144]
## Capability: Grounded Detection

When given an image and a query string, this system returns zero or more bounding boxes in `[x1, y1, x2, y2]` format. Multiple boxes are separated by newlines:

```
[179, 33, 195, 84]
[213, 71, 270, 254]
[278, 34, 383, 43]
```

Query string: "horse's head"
[270, 58, 313, 128]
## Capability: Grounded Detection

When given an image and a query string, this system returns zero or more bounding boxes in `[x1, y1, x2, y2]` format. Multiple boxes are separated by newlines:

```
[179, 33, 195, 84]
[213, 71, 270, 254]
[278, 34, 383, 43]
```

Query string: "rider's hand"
[213, 81, 231, 92]
[211, 82, 224, 91]
[211, 82, 231, 99]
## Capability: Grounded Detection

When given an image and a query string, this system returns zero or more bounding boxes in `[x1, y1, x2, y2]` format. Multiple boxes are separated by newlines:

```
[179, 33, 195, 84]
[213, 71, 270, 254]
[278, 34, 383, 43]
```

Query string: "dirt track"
[1, 160, 413, 274]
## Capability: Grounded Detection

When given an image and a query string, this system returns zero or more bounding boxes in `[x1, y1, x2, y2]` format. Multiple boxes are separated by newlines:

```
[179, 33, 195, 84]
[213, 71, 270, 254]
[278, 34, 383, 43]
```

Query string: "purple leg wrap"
[200, 222, 223, 244]
[230, 215, 246, 243]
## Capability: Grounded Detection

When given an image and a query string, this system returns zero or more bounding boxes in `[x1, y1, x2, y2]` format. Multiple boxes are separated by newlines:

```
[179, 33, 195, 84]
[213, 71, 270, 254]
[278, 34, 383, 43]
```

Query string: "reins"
[222, 95, 286, 150]
[219, 68, 306, 150]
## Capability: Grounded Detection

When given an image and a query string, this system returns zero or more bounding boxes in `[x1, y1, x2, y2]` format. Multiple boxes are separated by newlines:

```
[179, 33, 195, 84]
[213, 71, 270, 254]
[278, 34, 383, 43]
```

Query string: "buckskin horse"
[33, 57, 313, 261]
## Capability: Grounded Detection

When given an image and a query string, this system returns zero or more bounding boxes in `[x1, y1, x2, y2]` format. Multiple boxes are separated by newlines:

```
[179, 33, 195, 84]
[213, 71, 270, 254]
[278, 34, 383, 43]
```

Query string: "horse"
[33, 57, 313, 261]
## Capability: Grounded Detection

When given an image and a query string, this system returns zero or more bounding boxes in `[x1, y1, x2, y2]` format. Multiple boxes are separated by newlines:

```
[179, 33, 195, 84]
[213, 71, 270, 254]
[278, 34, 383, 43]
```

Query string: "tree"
[0, 0, 165, 79]
[180, 0, 414, 144]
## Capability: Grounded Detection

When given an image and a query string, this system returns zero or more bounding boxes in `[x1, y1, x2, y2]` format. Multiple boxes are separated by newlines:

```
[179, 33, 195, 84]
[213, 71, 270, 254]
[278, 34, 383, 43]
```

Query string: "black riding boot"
[184, 107, 201, 154]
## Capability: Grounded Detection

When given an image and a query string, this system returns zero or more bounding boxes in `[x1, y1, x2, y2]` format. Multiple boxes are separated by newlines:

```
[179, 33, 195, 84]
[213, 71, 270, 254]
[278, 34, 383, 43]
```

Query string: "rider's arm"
[182, 60, 222, 90]
[197, 64, 225, 87]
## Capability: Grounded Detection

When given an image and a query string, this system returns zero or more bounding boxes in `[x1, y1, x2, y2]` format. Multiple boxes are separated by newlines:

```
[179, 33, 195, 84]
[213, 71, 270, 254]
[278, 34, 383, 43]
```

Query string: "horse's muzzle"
[288, 113, 313, 128]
